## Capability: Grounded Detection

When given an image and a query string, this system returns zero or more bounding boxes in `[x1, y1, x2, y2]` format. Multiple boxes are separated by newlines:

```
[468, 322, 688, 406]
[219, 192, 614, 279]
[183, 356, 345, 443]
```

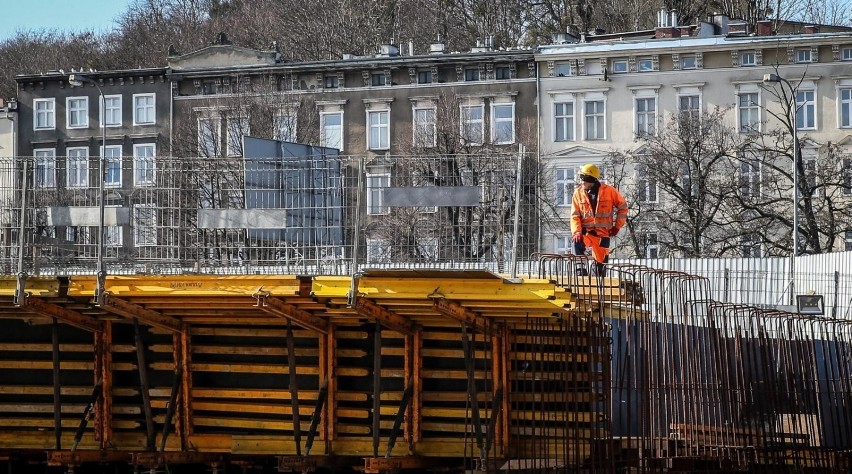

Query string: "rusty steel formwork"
[536, 256, 852, 473]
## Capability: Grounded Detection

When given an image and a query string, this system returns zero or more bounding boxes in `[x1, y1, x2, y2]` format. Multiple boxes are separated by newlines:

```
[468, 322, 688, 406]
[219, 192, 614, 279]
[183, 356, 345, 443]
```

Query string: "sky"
[0, 0, 133, 41]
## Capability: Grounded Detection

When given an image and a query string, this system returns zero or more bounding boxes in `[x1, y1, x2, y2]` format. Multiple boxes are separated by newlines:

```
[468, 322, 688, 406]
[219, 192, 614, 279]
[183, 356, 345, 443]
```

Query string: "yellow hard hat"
[579, 163, 601, 180]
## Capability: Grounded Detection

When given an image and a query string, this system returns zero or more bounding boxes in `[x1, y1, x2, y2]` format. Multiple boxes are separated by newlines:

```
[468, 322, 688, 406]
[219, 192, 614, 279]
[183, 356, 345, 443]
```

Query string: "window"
[843, 47, 852, 60]
[681, 55, 697, 69]
[554, 101, 575, 142]
[584, 100, 605, 140]
[413, 107, 436, 148]
[133, 93, 155, 125]
[841, 88, 852, 128]
[491, 103, 514, 145]
[324, 75, 339, 88]
[133, 204, 157, 247]
[227, 116, 249, 156]
[102, 95, 122, 127]
[803, 157, 818, 197]
[460, 104, 484, 145]
[638, 58, 654, 72]
[198, 118, 220, 156]
[611, 59, 628, 73]
[417, 70, 432, 84]
[105, 205, 123, 247]
[796, 89, 816, 130]
[679, 164, 698, 197]
[642, 233, 659, 258]
[103, 145, 122, 188]
[636, 165, 658, 203]
[367, 110, 390, 150]
[133, 144, 156, 186]
[495, 66, 511, 80]
[843, 158, 851, 195]
[738, 92, 760, 133]
[464, 68, 480, 81]
[741, 234, 761, 257]
[34, 149, 56, 188]
[740, 51, 756, 66]
[371, 73, 386, 86]
[845, 229, 852, 251]
[366, 173, 390, 215]
[635, 97, 656, 136]
[795, 49, 812, 63]
[202, 80, 218, 95]
[67, 97, 89, 128]
[554, 63, 571, 77]
[274, 113, 298, 142]
[66, 147, 89, 188]
[555, 168, 574, 206]
[66, 226, 91, 246]
[320, 112, 343, 150]
[34, 98, 55, 130]
[554, 236, 570, 254]
[740, 159, 760, 198]
[678, 95, 700, 122]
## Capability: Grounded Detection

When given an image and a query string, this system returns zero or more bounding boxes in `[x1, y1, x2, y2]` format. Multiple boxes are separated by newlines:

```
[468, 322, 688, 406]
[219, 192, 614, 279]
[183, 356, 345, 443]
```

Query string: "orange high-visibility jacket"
[570, 183, 628, 238]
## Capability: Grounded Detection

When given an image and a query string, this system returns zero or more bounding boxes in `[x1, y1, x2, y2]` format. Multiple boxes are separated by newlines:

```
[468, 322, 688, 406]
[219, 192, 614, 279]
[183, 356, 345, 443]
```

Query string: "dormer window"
[371, 73, 386, 86]
[324, 75, 339, 88]
[464, 68, 480, 81]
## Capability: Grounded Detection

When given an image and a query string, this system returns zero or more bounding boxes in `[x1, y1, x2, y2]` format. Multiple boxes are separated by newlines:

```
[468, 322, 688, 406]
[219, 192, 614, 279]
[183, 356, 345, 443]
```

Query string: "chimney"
[379, 44, 399, 57]
[409, 39, 415, 56]
[757, 20, 774, 36]
[804, 24, 820, 34]
[429, 41, 445, 54]
[727, 20, 750, 36]
[655, 8, 681, 38]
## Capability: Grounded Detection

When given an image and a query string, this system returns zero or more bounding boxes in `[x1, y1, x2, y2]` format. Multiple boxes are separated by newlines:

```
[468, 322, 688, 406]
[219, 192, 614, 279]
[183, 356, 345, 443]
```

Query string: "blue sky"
[0, 0, 133, 41]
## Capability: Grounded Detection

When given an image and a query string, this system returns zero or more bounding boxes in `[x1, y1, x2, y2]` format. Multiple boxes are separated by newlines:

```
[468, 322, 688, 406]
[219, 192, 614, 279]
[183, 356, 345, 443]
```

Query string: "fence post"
[348, 156, 364, 306]
[723, 268, 729, 303]
[510, 145, 524, 279]
[13, 159, 28, 306]
[833, 270, 839, 319]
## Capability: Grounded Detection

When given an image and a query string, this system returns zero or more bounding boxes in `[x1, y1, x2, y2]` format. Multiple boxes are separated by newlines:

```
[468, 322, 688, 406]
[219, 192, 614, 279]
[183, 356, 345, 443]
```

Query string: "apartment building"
[537, 15, 852, 257]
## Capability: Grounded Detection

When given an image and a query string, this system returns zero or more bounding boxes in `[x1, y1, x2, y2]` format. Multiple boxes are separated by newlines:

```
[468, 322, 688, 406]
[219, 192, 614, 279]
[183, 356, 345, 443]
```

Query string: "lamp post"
[69, 74, 107, 305]
[763, 72, 799, 300]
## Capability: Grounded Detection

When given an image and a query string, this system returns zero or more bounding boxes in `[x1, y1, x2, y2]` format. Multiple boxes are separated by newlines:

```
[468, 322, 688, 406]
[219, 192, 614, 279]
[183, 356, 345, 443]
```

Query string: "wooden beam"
[21, 297, 100, 332]
[355, 298, 418, 335]
[99, 293, 182, 333]
[432, 298, 496, 336]
[255, 293, 329, 334]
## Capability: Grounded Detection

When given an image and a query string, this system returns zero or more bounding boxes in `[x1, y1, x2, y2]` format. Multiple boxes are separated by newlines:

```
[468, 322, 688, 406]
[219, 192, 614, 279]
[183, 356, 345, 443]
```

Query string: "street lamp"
[763, 72, 799, 300]
[69, 74, 107, 305]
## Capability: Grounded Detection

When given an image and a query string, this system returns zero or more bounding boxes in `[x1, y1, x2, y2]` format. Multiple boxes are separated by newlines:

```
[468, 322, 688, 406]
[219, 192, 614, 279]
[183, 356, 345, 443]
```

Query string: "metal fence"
[0, 152, 542, 276]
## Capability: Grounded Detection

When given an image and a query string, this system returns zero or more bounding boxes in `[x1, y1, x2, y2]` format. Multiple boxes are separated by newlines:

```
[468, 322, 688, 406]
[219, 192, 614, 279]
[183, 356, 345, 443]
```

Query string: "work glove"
[572, 231, 583, 243]
[609, 227, 620, 236]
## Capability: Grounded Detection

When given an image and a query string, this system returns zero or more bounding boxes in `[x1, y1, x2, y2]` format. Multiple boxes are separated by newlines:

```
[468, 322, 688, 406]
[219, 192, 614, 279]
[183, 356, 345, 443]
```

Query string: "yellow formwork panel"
[67, 274, 303, 297]
[0, 276, 60, 297]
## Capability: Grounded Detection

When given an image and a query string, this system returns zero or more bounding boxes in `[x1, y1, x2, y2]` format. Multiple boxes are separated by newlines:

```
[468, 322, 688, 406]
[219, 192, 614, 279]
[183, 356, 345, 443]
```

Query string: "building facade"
[537, 15, 852, 258]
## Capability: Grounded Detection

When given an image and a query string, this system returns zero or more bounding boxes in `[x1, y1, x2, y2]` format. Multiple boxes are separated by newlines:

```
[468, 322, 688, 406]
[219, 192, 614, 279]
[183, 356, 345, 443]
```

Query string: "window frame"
[737, 91, 761, 133]
[491, 102, 515, 145]
[583, 98, 606, 140]
[417, 70, 432, 84]
[370, 73, 386, 87]
[412, 106, 436, 148]
[840, 87, 852, 128]
[634, 95, 657, 137]
[133, 203, 157, 247]
[554, 62, 571, 77]
[495, 66, 511, 80]
[554, 102, 575, 142]
[274, 113, 298, 142]
[66, 146, 89, 188]
[796, 88, 817, 130]
[367, 109, 390, 151]
[635, 164, 658, 203]
[34, 98, 56, 130]
[197, 117, 221, 157]
[366, 172, 390, 216]
[102, 145, 122, 188]
[460, 104, 484, 146]
[681, 55, 697, 69]
[555, 167, 574, 207]
[842, 157, 851, 195]
[66, 96, 89, 129]
[642, 232, 659, 258]
[33, 148, 57, 188]
[133, 143, 156, 187]
[101, 94, 122, 127]
[320, 111, 344, 150]
[464, 68, 480, 81]
[795, 49, 812, 63]
[132, 93, 156, 125]
[843, 47, 852, 60]
[227, 115, 249, 157]
[611, 59, 628, 73]
[739, 51, 756, 66]
[637, 58, 654, 72]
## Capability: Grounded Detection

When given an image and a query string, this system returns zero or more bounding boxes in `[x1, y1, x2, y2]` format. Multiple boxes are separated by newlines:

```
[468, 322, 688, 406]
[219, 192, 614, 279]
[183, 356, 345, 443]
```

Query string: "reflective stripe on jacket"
[570, 183, 628, 237]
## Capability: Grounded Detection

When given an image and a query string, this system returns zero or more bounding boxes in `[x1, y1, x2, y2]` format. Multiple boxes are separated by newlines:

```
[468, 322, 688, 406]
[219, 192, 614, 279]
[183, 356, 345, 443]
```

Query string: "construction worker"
[571, 163, 628, 276]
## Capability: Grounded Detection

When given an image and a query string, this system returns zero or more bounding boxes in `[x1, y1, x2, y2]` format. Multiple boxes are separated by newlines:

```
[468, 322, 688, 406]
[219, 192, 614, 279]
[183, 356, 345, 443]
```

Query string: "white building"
[536, 14, 852, 258]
